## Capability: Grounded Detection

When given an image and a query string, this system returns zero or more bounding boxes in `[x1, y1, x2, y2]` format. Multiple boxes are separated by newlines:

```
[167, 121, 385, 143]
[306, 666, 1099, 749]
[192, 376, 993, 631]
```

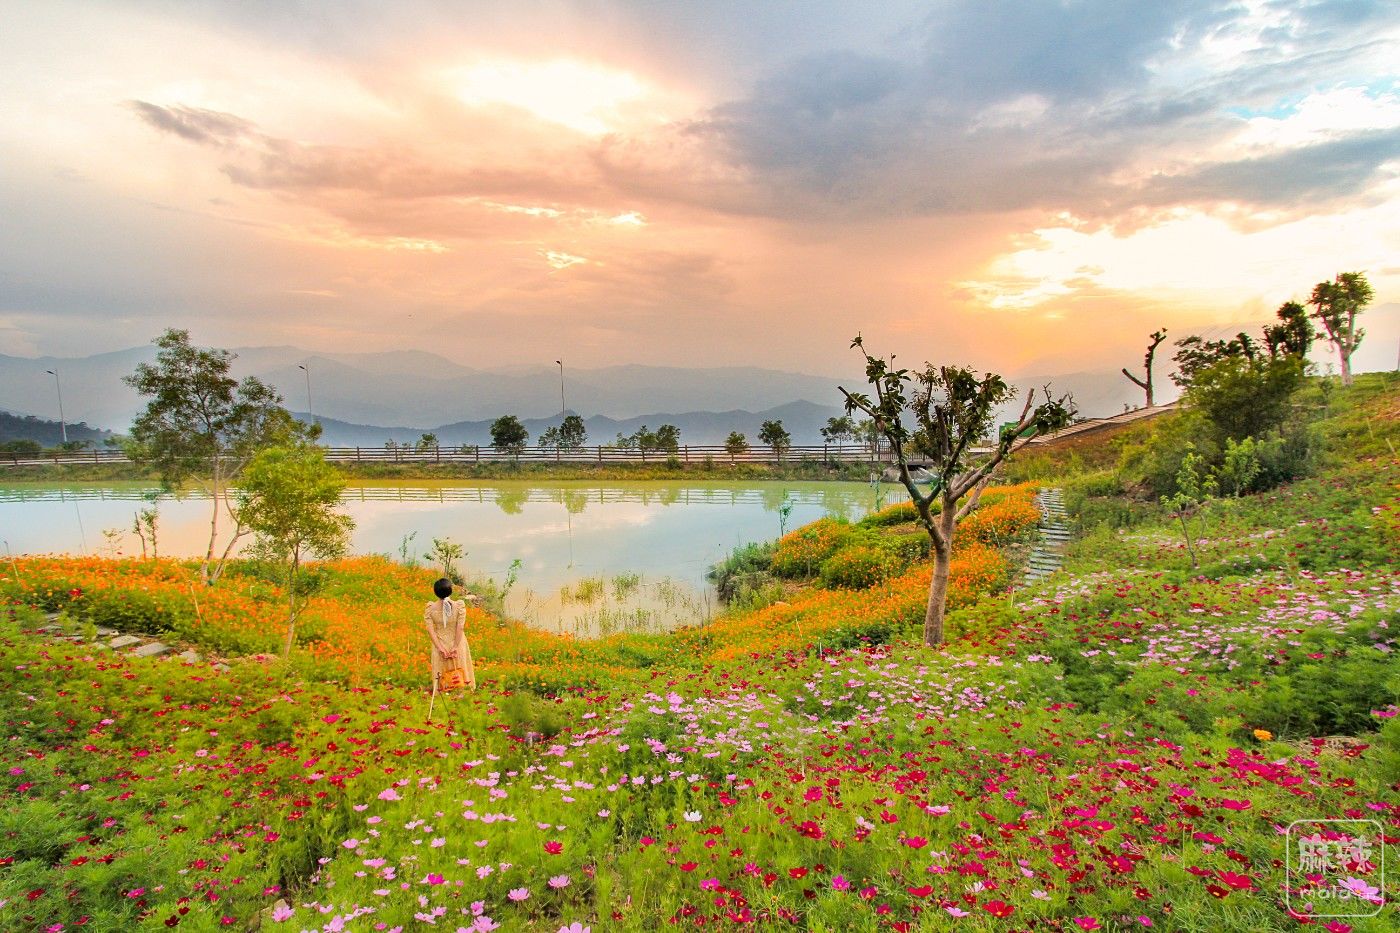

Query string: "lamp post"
[44, 369, 67, 444]
[298, 364, 314, 422]
[555, 359, 566, 421]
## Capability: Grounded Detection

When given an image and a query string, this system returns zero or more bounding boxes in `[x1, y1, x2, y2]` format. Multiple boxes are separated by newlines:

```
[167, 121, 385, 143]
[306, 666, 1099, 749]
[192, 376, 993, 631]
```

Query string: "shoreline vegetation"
[1, 373, 1397, 931]
[0, 457, 879, 484]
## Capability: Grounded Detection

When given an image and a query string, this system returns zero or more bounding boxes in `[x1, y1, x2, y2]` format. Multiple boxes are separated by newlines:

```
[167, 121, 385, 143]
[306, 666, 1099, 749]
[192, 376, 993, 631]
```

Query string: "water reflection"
[0, 479, 907, 634]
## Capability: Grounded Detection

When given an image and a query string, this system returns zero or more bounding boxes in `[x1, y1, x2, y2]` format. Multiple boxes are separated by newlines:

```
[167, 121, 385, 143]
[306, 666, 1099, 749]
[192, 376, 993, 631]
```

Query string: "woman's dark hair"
[433, 577, 453, 599]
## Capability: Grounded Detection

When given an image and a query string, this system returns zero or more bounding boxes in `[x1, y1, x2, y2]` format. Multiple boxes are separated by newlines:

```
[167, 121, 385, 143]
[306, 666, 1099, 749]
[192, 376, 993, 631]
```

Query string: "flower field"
[3, 403, 1399, 930]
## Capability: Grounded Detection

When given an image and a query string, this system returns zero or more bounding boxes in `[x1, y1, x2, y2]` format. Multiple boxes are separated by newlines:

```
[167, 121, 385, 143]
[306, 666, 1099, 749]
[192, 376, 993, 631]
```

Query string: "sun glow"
[450, 59, 657, 135]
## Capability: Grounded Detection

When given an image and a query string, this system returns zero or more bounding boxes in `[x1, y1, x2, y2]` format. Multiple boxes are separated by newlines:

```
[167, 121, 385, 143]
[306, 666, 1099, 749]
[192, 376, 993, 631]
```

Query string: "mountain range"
[0, 343, 1179, 444]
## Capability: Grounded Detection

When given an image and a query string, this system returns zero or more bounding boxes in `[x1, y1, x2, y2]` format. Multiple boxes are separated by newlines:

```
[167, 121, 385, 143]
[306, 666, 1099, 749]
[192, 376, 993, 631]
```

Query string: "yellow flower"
[1253, 729, 1273, 741]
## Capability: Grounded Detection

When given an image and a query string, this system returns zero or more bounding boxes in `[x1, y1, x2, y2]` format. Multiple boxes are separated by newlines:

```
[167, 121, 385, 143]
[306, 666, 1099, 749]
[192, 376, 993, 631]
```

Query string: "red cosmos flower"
[796, 821, 824, 840]
[982, 900, 1014, 918]
[804, 787, 823, 802]
[905, 885, 934, 898]
[544, 841, 563, 855]
[1218, 799, 1252, 811]
[679, 862, 698, 872]
[1216, 870, 1253, 891]
[1074, 919, 1102, 931]
[26, 889, 44, 901]
[879, 810, 899, 824]
[1205, 884, 1231, 899]
[789, 867, 808, 879]
[902, 835, 929, 850]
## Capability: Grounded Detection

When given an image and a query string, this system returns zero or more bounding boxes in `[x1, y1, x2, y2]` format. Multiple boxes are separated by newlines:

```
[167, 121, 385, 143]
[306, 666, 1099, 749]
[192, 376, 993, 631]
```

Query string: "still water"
[0, 480, 907, 635]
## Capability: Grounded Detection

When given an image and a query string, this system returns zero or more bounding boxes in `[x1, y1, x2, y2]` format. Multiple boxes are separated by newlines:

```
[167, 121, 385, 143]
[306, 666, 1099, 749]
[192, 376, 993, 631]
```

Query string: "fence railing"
[1, 444, 893, 468]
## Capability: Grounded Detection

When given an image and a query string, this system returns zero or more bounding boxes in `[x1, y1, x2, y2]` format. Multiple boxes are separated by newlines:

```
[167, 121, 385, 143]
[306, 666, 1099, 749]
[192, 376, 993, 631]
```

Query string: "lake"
[0, 480, 907, 635]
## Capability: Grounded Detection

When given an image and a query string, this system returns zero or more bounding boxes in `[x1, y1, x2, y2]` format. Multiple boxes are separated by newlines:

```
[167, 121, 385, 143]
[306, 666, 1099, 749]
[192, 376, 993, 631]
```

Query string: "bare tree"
[1121, 328, 1167, 407]
[840, 336, 1072, 647]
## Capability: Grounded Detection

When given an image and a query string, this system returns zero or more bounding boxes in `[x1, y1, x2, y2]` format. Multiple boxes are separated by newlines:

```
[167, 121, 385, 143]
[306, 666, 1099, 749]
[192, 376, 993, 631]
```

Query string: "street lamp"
[297, 364, 314, 422]
[44, 369, 67, 444]
[555, 360, 566, 421]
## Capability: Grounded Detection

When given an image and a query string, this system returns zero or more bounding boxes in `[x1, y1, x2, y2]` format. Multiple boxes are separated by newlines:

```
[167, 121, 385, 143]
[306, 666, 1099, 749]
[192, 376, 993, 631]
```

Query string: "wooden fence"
[1, 444, 892, 468]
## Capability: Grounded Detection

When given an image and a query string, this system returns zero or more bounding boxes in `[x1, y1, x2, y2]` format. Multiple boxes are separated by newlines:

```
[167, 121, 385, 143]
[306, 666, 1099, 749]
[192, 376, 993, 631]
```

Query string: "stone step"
[108, 635, 142, 649]
[178, 649, 201, 663]
[132, 642, 173, 658]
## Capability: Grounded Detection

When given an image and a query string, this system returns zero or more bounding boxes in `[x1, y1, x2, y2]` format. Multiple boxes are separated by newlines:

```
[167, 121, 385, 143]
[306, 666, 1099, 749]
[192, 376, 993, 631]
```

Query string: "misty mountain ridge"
[1, 341, 1191, 436]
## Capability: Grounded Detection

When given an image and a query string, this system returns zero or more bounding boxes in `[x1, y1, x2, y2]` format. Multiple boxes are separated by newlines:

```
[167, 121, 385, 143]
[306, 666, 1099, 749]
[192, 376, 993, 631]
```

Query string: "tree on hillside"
[840, 335, 1072, 647]
[489, 415, 529, 456]
[1309, 271, 1372, 386]
[758, 419, 791, 458]
[1183, 353, 1306, 447]
[540, 414, 587, 450]
[1264, 301, 1314, 360]
[1121, 328, 1167, 407]
[236, 445, 353, 658]
[124, 329, 316, 585]
[1171, 332, 1258, 387]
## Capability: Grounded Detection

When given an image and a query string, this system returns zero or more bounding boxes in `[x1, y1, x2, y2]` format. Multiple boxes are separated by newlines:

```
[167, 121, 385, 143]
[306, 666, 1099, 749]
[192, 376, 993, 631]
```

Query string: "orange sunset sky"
[1, 0, 1398, 378]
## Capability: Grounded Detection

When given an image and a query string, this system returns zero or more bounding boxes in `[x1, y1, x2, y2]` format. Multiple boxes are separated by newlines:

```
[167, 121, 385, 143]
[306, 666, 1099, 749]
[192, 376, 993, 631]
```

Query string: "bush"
[707, 541, 776, 600]
[859, 501, 920, 527]
[770, 518, 854, 578]
[819, 546, 900, 590]
[960, 495, 1040, 545]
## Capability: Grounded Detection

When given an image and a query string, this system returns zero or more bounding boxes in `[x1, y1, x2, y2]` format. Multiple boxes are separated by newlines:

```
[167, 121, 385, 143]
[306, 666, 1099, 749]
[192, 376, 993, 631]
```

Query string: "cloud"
[129, 100, 253, 145]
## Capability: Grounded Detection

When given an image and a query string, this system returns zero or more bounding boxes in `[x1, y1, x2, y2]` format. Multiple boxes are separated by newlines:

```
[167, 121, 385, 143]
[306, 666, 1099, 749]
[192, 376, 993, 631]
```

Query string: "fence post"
[356, 447, 361, 462]
[597, 445, 602, 463]
[684, 445, 689, 463]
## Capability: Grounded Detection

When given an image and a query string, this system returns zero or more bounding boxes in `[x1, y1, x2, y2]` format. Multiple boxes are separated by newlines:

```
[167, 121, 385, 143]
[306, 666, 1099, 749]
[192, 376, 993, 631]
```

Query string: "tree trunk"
[1340, 351, 1353, 387]
[282, 553, 299, 658]
[201, 459, 220, 585]
[924, 542, 951, 647]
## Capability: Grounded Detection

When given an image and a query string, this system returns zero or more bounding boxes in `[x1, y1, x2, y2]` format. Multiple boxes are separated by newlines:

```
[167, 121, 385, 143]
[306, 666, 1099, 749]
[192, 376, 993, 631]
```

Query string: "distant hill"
[299, 400, 848, 447]
[0, 411, 114, 447]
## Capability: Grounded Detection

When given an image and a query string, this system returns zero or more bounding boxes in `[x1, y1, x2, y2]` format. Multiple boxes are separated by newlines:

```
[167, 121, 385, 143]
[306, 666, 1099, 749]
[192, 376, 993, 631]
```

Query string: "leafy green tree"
[841, 335, 1072, 646]
[1121, 328, 1166, 407]
[416, 432, 438, 451]
[489, 415, 529, 455]
[539, 415, 588, 450]
[758, 419, 791, 456]
[1184, 353, 1306, 446]
[1171, 332, 1258, 387]
[425, 537, 466, 584]
[724, 431, 749, 457]
[1160, 445, 1216, 568]
[1216, 436, 1262, 498]
[821, 415, 856, 452]
[1308, 271, 1372, 386]
[124, 329, 315, 585]
[236, 445, 353, 657]
[1264, 301, 1314, 360]
[653, 424, 681, 452]
[0, 439, 41, 457]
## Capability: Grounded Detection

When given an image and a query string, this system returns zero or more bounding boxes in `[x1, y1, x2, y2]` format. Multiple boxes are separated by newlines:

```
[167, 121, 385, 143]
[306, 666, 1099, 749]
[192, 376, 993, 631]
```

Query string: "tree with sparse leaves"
[236, 445, 353, 657]
[124, 329, 316, 585]
[724, 431, 749, 457]
[840, 335, 1072, 647]
[1121, 328, 1166, 407]
[821, 415, 856, 454]
[540, 414, 588, 450]
[1308, 271, 1372, 386]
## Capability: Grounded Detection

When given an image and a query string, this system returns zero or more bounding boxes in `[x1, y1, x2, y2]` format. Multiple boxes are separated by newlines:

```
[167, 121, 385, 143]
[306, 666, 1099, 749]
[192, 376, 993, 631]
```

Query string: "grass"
[1, 375, 1397, 931]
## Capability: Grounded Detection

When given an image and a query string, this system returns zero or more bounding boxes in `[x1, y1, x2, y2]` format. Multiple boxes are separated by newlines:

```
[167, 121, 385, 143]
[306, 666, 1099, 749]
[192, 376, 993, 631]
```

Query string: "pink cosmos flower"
[944, 906, 969, 917]
[832, 875, 851, 891]
[557, 925, 590, 933]
[549, 875, 571, 889]
[508, 887, 529, 901]
[378, 788, 401, 801]
[271, 903, 294, 922]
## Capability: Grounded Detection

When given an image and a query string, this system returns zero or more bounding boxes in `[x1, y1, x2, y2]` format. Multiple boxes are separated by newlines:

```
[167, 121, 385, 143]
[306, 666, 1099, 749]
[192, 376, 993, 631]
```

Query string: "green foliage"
[757, 419, 790, 452]
[539, 414, 588, 450]
[425, 537, 466, 585]
[1159, 445, 1216, 568]
[1309, 270, 1373, 383]
[1216, 436, 1262, 497]
[770, 518, 854, 578]
[489, 415, 529, 452]
[723, 431, 749, 455]
[1184, 353, 1307, 445]
[707, 541, 775, 601]
[123, 328, 315, 583]
[0, 438, 42, 456]
[236, 445, 354, 656]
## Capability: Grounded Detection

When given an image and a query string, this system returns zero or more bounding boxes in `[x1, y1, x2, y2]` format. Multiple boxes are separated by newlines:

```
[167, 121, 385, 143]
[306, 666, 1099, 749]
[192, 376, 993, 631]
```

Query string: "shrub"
[770, 518, 854, 578]
[707, 541, 776, 601]
[819, 546, 900, 590]
[859, 501, 919, 527]
[960, 495, 1040, 546]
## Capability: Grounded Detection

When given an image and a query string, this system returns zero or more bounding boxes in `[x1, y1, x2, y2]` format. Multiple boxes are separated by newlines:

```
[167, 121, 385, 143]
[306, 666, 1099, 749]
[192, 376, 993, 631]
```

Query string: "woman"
[425, 577, 477, 705]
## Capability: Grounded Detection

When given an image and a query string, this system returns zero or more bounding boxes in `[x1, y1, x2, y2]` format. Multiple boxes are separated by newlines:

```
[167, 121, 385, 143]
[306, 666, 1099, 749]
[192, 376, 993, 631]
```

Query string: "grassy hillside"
[1, 374, 1396, 932]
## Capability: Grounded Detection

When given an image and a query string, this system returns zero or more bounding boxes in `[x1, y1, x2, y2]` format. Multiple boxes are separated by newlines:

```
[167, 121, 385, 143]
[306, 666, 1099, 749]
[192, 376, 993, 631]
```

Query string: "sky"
[1, 0, 1398, 379]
